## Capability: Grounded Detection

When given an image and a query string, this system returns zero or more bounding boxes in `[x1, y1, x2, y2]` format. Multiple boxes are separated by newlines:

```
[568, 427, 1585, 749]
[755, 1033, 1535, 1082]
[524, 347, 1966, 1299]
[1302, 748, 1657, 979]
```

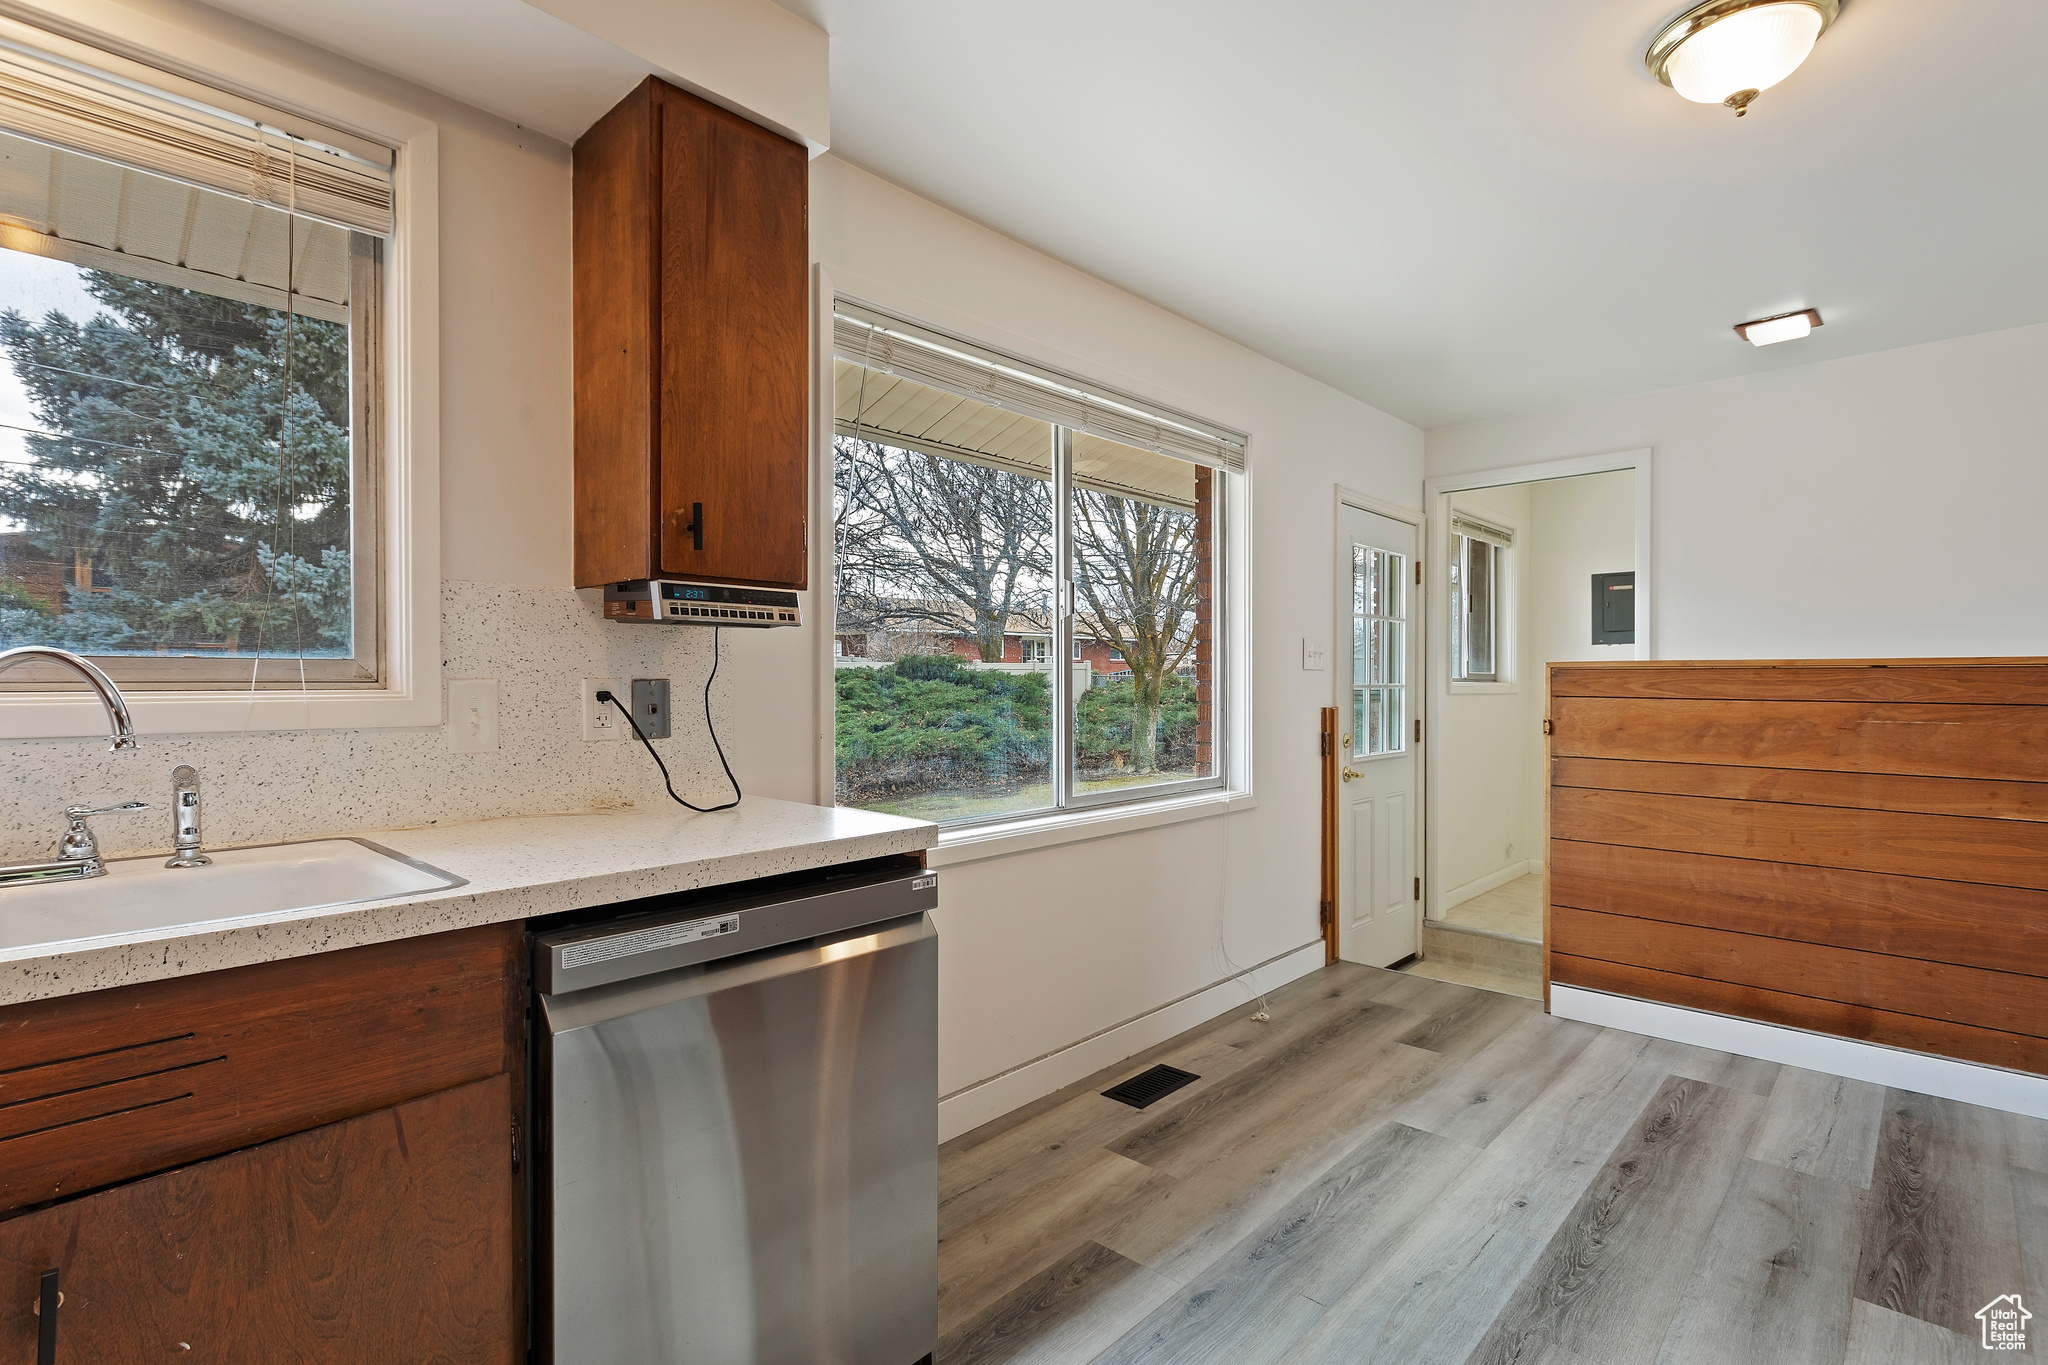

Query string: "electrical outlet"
[631, 678, 672, 739]
[581, 678, 627, 742]
[448, 679, 499, 753]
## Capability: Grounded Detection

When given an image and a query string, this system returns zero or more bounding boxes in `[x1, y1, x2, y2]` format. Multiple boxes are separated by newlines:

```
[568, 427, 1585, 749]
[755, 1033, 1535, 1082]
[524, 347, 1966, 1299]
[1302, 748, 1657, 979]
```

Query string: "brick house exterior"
[0, 533, 71, 612]
[835, 608, 1131, 671]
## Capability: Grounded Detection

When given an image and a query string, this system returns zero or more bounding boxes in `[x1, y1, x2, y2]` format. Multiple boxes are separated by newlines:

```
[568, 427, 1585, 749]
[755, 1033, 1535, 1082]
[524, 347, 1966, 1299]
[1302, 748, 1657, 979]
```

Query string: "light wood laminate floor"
[938, 963, 2047, 1365]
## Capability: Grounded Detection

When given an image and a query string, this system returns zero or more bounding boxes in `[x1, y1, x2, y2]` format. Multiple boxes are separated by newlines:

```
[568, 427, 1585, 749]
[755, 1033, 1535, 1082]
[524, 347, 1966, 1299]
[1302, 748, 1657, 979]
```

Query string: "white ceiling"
[193, 0, 2047, 429]
[789, 0, 2048, 428]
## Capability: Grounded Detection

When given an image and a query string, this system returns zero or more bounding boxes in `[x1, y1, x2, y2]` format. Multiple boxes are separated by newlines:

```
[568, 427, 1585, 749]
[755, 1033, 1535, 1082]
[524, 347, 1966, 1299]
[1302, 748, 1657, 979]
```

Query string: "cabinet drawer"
[0, 923, 519, 1215]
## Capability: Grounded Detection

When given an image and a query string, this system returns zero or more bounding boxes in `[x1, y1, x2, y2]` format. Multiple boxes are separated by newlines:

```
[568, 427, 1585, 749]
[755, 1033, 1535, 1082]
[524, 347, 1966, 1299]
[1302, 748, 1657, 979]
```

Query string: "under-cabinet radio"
[602, 579, 802, 627]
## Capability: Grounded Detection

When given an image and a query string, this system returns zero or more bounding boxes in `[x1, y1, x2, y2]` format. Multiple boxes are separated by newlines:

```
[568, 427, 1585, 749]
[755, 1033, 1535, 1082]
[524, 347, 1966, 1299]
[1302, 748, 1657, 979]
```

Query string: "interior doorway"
[1413, 451, 1652, 999]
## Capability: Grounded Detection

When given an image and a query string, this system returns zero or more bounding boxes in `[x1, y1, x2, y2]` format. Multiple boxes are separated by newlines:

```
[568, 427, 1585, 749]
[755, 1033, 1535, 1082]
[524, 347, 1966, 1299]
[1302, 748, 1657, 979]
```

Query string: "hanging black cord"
[598, 626, 741, 813]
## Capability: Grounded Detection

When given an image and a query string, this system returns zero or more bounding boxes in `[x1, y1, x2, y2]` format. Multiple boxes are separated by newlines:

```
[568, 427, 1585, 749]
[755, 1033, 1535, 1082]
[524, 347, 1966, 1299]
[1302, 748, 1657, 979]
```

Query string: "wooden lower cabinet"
[0, 1074, 520, 1363]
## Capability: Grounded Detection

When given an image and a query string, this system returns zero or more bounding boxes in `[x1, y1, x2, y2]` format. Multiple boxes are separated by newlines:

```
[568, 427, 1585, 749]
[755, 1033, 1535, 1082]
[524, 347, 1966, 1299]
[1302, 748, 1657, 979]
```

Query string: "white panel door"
[1336, 505, 1419, 967]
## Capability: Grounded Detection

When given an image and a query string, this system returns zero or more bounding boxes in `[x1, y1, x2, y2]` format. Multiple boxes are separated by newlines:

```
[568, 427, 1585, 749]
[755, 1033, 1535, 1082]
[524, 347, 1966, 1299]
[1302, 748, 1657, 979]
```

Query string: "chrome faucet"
[165, 765, 211, 868]
[0, 646, 138, 750]
[0, 800, 150, 885]
[0, 646, 144, 887]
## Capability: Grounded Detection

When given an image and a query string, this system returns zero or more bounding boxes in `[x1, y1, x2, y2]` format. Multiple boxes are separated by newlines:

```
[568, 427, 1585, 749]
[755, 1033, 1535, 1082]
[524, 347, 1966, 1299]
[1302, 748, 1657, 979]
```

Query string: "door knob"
[1341, 766, 1363, 783]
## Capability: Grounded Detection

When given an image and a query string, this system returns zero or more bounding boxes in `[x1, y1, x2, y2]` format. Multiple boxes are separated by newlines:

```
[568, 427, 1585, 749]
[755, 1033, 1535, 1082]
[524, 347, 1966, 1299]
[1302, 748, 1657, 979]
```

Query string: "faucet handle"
[59, 802, 148, 865]
[65, 801, 150, 820]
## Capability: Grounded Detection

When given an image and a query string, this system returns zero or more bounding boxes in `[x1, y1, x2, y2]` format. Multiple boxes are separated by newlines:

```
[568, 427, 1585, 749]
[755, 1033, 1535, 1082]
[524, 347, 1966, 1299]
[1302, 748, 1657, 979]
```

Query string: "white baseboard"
[1442, 858, 1541, 912]
[937, 942, 1325, 1143]
[1550, 985, 2048, 1120]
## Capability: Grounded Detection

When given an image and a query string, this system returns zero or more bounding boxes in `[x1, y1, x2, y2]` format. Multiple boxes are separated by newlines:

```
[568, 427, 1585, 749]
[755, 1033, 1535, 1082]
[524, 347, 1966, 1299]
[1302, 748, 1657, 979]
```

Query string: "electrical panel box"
[1592, 571, 1635, 645]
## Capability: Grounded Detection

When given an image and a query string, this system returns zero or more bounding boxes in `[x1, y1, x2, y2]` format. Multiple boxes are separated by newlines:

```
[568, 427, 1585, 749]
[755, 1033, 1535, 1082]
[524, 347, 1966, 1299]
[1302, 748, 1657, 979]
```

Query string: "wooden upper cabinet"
[574, 78, 810, 589]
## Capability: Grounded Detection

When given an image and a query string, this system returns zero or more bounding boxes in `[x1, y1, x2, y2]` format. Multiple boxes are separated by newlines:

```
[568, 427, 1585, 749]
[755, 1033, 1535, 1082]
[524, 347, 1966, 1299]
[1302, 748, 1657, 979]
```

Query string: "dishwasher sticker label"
[562, 914, 742, 969]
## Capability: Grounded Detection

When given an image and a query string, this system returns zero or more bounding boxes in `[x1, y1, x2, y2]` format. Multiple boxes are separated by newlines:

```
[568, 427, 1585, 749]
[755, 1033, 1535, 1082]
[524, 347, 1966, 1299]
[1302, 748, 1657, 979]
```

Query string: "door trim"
[1333, 490, 1427, 966]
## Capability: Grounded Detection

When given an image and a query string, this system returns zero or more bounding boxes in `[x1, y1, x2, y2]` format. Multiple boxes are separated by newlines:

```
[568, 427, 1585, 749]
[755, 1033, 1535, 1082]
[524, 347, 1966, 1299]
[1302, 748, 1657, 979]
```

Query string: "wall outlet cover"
[448, 679, 499, 753]
[631, 678, 672, 740]
[581, 678, 627, 742]
[1302, 637, 1327, 671]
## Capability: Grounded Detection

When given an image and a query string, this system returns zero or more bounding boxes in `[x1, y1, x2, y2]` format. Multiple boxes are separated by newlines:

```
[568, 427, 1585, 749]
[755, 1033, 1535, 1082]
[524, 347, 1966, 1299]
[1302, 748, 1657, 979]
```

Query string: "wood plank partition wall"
[1546, 659, 2048, 1076]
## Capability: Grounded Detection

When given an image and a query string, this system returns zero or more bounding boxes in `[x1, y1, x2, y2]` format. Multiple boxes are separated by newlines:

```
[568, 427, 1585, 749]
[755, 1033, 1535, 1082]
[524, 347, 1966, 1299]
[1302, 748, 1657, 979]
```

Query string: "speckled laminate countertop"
[0, 797, 937, 1006]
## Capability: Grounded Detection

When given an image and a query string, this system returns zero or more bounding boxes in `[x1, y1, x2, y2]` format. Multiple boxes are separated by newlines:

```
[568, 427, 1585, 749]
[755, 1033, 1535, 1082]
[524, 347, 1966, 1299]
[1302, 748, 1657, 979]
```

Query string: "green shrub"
[836, 660, 1050, 801]
[0, 580, 54, 615]
[1076, 676, 1200, 773]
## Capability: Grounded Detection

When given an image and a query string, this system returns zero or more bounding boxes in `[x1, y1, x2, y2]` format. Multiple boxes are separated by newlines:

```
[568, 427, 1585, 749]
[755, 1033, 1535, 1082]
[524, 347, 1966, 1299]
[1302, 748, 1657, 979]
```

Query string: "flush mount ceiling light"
[1647, 0, 1840, 116]
[1735, 308, 1823, 345]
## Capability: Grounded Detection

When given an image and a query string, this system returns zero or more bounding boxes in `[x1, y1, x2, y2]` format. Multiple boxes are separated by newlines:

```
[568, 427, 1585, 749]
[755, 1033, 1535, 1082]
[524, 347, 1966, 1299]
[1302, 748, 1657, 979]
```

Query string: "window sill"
[1448, 680, 1519, 695]
[927, 789, 1256, 869]
[0, 684, 440, 738]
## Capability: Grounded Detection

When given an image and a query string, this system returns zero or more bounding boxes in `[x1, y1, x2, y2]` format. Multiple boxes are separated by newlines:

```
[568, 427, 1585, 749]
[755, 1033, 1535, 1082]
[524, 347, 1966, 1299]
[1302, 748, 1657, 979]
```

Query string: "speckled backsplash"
[0, 581, 743, 862]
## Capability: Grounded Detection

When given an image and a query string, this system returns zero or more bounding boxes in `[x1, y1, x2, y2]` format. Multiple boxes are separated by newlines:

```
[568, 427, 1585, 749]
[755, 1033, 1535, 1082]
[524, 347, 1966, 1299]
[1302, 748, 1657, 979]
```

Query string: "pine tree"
[0, 269, 352, 656]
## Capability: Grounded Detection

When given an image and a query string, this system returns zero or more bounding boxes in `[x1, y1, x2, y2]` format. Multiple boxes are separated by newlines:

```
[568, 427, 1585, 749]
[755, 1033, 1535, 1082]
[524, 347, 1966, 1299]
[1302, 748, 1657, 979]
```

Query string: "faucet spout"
[0, 646, 138, 750]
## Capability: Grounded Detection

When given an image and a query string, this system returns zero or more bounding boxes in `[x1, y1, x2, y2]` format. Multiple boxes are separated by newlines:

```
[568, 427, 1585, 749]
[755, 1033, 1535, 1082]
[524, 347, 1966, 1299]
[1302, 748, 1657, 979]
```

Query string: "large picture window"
[831, 302, 1240, 826]
[0, 39, 392, 688]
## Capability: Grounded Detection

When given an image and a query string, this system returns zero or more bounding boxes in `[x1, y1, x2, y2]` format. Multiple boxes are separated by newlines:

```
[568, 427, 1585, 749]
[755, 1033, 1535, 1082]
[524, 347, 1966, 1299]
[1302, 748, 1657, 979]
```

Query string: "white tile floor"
[1442, 873, 1542, 940]
[1402, 873, 1545, 999]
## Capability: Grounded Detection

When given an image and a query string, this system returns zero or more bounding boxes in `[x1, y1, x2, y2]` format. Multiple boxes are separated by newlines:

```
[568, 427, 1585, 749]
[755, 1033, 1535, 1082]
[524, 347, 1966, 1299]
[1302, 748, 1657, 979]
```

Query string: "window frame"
[1446, 504, 1517, 692]
[0, 11, 440, 737]
[1055, 427, 1227, 817]
[1450, 531, 1504, 684]
[819, 289, 1240, 831]
[0, 230, 385, 690]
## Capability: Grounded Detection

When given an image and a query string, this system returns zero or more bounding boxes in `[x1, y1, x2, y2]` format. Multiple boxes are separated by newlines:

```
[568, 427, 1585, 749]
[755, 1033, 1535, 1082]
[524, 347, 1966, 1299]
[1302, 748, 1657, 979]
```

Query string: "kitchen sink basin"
[0, 838, 464, 954]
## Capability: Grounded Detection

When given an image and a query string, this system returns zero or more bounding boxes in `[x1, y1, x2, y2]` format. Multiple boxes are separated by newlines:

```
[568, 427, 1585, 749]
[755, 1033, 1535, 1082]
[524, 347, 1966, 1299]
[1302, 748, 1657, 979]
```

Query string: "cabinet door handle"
[35, 1267, 58, 1365]
[685, 501, 704, 552]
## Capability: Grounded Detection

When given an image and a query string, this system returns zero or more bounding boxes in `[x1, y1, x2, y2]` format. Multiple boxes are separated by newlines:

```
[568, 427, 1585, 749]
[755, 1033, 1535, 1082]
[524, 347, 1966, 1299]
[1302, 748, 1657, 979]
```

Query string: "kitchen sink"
[0, 838, 465, 954]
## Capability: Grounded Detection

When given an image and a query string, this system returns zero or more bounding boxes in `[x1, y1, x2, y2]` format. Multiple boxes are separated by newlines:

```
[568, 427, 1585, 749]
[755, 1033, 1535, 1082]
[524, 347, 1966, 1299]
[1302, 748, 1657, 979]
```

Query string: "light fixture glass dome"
[1647, 0, 1838, 115]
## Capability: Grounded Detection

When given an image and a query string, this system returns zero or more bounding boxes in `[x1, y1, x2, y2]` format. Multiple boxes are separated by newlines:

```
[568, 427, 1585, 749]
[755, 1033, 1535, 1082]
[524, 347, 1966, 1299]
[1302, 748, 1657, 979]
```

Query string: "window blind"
[833, 301, 1246, 474]
[0, 38, 393, 236]
[1451, 512, 1515, 547]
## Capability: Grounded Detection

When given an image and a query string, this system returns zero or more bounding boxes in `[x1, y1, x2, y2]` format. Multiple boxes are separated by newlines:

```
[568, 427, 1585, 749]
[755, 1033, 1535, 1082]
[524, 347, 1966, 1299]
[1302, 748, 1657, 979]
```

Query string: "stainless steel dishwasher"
[532, 863, 939, 1365]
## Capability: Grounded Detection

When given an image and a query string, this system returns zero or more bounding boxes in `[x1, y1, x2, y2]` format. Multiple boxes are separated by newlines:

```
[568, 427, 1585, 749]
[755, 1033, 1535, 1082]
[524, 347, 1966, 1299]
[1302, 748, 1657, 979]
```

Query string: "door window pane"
[1351, 544, 1406, 758]
[1072, 436, 1214, 799]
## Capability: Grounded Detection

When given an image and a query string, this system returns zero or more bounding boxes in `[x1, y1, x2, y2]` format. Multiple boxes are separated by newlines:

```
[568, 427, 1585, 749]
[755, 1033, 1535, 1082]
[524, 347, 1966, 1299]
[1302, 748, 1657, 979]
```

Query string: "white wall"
[1427, 324, 2048, 661]
[810, 156, 1425, 1126]
[1433, 482, 1534, 902]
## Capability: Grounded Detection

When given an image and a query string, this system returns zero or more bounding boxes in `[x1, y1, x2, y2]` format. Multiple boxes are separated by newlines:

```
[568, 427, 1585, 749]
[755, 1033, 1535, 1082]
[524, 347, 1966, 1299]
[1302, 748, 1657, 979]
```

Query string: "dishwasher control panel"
[533, 865, 937, 995]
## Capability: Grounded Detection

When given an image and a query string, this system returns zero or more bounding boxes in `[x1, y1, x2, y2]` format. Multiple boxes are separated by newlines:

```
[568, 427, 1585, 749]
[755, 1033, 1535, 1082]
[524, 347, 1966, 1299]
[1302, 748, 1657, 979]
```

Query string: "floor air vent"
[1102, 1064, 1200, 1109]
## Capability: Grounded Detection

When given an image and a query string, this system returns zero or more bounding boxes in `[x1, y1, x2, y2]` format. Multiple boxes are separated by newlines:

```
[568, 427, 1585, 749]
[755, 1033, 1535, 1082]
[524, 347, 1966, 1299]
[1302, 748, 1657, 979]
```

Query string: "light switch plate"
[581, 678, 627, 742]
[448, 679, 499, 753]
[1302, 637, 1327, 671]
